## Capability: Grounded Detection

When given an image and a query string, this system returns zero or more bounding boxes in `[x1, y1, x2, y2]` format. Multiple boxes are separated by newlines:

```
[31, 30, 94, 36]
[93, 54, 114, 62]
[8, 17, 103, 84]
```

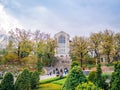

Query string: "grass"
[52, 78, 66, 85]
[39, 83, 62, 90]
[40, 76, 66, 84]
[39, 76, 66, 90]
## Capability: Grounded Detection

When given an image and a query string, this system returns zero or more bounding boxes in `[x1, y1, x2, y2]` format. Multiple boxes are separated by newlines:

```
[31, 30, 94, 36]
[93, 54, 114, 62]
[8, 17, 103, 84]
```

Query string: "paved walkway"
[40, 74, 67, 80]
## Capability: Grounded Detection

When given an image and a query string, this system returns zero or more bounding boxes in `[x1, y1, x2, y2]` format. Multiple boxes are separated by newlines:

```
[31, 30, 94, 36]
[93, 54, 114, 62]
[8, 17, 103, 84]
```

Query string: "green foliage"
[30, 71, 40, 89]
[71, 61, 80, 69]
[14, 69, 31, 90]
[40, 76, 66, 84]
[40, 83, 61, 90]
[70, 36, 88, 67]
[21, 55, 37, 64]
[75, 82, 102, 90]
[52, 78, 66, 85]
[95, 64, 102, 87]
[88, 71, 96, 83]
[37, 59, 43, 72]
[95, 64, 109, 90]
[62, 66, 87, 90]
[0, 72, 14, 90]
[4, 53, 18, 62]
[110, 62, 120, 90]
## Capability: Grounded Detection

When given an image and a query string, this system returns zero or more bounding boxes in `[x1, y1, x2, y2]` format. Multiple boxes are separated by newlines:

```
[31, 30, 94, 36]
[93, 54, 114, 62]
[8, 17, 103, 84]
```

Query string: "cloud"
[0, 4, 23, 33]
[0, 0, 120, 38]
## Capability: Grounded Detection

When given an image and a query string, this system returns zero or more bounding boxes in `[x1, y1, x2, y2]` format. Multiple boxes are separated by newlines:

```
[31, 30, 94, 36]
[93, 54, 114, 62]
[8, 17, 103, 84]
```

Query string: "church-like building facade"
[54, 31, 70, 57]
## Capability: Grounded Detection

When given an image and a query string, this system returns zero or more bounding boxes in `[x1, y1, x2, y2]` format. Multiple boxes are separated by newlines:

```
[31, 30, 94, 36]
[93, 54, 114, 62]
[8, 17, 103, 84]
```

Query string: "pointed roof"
[54, 31, 70, 38]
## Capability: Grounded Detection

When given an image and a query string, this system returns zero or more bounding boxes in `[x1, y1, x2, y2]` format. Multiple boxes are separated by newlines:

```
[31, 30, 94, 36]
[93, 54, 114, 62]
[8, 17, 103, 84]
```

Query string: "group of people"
[48, 68, 69, 78]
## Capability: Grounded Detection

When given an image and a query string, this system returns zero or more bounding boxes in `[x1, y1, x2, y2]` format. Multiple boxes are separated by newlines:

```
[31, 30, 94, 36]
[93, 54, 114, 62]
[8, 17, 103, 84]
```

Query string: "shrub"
[88, 71, 96, 83]
[110, 62, 120, 90]
[0, 72, 14, 90]
[30, 71, 40, 89]
[95, 64, 109, 90]
[62, 66, 87, 90]
[75, 82, 102, 90]
[70, 61, 80, 69]
[95, 64, 102, 87]
[14, 69, 31, 90]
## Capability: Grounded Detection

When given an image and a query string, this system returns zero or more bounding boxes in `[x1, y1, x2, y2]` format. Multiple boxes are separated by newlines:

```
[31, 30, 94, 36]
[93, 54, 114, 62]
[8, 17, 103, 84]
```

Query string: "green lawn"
[38, 76, 66, 90]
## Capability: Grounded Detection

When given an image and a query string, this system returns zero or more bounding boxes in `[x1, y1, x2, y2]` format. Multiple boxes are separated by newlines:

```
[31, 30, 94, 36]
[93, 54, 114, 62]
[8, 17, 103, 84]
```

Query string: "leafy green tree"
[0, 72, 14, 90]
[88, 71, 96, 83]
[62, 66, 87, 90]
[70, 36, 88, 67]
[14, 69, 31, 90]
[101, 30, 114, 63]
[75, 82, 102, 90]
[110, 62, 120, 90]
[37, 59, 43, 72]
[95, 64, 102, 87]
[70, 61, 80, 69]
[30, 71, 40, 89]
[89, 32, 102, 63]
[9, 28, 32, 62]
[113, 33, 120, 61]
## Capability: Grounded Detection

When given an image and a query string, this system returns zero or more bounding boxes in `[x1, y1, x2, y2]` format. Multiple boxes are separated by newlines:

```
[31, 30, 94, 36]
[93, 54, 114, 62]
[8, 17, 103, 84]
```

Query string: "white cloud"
[0, 4, 23, 33]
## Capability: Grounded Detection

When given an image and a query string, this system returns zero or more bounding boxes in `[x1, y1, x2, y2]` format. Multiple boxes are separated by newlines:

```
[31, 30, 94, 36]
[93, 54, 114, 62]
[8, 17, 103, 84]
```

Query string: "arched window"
[58, 35, 66, 43]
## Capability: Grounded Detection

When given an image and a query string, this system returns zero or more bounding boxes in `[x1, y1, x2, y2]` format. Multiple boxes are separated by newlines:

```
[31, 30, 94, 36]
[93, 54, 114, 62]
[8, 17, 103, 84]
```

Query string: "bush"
[110, 62, 120, 90]
[88, 71, 96, 83]
[95, 64, 109, 90]
[30, 71, 40, 89]
[95, 64, 102, 87]
[70, 61, 80, 69]
[0, 72, 14, 90]
[14, 69, 31, 90]
[62, 66, 87, 90]
[75, 82, 102, 90]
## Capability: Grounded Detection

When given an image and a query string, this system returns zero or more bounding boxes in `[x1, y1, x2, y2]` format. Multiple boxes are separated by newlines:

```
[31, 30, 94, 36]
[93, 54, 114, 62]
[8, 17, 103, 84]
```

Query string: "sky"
[0, 0, 120, 37]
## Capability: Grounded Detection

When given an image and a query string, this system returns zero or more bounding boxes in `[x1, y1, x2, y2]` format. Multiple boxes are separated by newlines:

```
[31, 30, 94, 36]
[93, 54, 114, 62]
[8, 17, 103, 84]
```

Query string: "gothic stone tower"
[54, 31, 70, 57]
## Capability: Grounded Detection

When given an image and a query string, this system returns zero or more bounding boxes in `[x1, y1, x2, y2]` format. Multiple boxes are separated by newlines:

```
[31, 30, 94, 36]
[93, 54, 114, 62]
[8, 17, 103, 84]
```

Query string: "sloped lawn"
[38, 76, 66, 90]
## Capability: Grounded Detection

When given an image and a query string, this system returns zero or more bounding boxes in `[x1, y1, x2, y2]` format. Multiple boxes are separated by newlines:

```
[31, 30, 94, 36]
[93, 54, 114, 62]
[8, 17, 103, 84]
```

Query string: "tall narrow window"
[58, 35, 66, 43]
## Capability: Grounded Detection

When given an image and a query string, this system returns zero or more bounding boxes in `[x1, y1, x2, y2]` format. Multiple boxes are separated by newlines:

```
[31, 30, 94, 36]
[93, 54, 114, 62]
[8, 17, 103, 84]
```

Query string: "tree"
[0, 72, 14, 90]
[76, 82, 102, 90]
[110, 62, 120, 90]
[113, 33, 120, 61]
[62, 66, 87, 90]
[89, 32, 102, 64]
[37, 59, 43, 72]
[70, 36, 88, 67]
[42, 38, 56, 66]
[101, 30, 114, 63]
[14, 69, 31, 90]
[70, 61, 80, 69]
[88, 71, 96, 83]
[30, 71, 40, 89]
[95, 64, 103, 88]
[9, 28, 32, 62]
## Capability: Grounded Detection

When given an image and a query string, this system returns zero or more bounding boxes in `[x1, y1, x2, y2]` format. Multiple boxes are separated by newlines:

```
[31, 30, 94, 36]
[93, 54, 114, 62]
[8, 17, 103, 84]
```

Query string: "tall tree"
[9, 28, 32, 62]
[70, 36, 88, 67]
[0, 72, 14, 90]
[110, 62, 120, 90]
[14, 69, 31, 90]
[89, 32, 102, 64]
[113, 33, 120, 61]
[101, 30, 114, 63]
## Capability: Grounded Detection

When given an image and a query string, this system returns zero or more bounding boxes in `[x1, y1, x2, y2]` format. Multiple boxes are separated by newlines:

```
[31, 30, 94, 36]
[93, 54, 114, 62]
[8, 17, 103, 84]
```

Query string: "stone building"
[54, 31, 70, 57]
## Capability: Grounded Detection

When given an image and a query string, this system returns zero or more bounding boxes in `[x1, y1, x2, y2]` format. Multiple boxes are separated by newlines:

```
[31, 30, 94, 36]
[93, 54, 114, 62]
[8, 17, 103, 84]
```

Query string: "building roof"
[54, 31, 70, 38]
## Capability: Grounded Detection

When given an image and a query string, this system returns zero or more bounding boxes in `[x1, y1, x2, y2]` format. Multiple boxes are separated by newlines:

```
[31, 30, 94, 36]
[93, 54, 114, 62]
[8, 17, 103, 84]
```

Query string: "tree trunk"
[107, 54, 110, 64]
[80, 59, 82, 68]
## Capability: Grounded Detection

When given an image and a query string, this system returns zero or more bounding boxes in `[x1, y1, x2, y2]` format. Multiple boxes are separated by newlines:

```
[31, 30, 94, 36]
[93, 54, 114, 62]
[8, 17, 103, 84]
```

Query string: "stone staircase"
[44, 56, 71, 75]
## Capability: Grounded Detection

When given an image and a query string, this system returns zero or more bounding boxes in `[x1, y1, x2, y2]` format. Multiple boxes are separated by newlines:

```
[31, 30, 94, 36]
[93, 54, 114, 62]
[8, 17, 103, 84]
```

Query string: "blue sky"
[0, 0, 120, 37]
